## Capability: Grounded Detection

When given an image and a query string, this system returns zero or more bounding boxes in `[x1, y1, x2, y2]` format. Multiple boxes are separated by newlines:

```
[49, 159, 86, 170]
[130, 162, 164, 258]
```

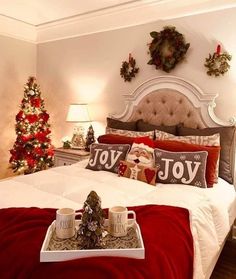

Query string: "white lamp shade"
[66, 104, 90, 122]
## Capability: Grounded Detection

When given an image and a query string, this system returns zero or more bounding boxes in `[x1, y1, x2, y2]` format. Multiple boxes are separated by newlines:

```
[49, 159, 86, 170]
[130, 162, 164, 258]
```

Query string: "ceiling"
[0, 0, 235, 43]
[0, 0, 159, 26]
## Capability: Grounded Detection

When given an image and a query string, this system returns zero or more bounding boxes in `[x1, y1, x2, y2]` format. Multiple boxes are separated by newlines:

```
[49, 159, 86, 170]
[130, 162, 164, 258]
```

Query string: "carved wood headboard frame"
[111, 75, 236, 128]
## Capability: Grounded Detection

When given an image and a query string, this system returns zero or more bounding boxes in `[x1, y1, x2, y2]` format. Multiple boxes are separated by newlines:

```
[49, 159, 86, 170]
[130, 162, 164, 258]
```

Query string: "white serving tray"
[40, 219, 145, 262]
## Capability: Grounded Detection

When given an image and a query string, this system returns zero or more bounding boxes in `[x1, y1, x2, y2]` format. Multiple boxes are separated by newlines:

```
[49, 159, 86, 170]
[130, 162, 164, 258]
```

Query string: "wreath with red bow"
[204, 45, 232, 77]
[120, 54, 139, 82]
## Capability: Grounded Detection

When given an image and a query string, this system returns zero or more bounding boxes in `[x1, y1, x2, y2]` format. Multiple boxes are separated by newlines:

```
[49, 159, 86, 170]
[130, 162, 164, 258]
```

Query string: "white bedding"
[0, 159, 235, 279]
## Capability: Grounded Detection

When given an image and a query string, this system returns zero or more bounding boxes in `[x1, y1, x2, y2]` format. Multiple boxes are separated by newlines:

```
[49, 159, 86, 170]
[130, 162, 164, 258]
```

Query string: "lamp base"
[71, 133, 86, 150]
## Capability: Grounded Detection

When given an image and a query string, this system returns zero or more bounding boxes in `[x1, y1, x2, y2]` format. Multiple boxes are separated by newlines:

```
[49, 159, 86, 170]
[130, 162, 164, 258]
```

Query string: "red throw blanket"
[0, 205, 193, 279]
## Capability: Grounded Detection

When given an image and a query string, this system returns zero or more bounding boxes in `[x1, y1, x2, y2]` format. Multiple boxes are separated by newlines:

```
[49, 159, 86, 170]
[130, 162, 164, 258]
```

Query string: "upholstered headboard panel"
[128, 89, 205, 128]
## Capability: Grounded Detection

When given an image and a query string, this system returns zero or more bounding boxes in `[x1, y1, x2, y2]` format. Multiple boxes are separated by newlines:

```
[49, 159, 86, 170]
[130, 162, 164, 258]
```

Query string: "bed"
[0, 75, 236, 279]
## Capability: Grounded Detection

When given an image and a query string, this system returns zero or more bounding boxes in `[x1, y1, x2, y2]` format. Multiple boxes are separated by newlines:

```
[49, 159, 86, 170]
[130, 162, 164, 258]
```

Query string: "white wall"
[0, 35, 36, 179]
[37, 8, 236, 149]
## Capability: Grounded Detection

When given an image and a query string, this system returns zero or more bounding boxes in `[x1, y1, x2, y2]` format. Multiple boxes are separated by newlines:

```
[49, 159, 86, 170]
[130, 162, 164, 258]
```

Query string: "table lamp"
[66, 103, 91, 149]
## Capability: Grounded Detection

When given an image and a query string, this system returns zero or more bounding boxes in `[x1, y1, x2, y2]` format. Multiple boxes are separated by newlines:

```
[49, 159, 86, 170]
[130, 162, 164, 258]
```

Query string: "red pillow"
[154, 140, 221, 187]
[97, 134, 151, 145]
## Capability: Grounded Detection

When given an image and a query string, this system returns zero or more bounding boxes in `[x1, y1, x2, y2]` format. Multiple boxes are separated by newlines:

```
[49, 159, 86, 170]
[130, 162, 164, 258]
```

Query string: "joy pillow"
[154, 140, 220, 187]
[154, 148, 208, 188]
[86, 143, 130, 173]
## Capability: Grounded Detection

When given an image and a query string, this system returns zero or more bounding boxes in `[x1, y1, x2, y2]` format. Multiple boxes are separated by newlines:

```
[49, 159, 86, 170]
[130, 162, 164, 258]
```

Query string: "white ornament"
[29, 90, 35, 95]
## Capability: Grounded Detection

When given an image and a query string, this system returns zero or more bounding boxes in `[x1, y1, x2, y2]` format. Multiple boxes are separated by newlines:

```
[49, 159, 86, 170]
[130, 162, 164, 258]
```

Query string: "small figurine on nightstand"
[85, 125, 95, 151]
[62, 136, 71, 149]
[77, 191, 105, 249]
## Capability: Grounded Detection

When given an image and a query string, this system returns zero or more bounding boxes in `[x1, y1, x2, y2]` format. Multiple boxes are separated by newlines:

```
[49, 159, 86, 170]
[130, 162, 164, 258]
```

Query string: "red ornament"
[35, 131, 50, 142]
[20, 135, 33, 143]
[27, 157, 36, 168]
[16, 111, 24, 121]
[35, 132, 45, 142]
[216, 44, 221, 55]
[39, 112, 49, 122]
[30, 98, 41, 107]
[26, 114, 38, 123]
[47, 148, 54, 157]
[44, 128, 51, 135]
[34, 147, 44, 156]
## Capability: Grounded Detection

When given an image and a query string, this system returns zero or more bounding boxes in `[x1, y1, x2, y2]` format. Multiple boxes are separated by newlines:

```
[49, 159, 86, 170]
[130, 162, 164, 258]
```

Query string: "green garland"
[147, 26, 190, 72]
[204, 47, 231, 77]
[120, 54, 139, 82]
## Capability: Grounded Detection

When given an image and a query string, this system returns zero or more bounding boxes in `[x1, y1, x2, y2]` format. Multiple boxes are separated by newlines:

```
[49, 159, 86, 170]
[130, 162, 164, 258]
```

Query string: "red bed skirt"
[0, 205, 193, 279]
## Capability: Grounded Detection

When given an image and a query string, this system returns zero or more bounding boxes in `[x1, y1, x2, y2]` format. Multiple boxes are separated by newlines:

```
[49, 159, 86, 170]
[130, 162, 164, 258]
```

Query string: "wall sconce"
[66, 103, 91, 149]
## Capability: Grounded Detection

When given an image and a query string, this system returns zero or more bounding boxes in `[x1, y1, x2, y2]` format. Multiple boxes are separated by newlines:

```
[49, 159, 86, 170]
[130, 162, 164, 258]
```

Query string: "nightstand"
[54, 148, 90, 167]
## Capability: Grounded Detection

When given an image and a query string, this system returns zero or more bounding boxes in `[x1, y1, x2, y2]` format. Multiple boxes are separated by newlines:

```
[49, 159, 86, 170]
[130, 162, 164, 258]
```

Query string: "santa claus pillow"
[126, 137, 155, 168]
[118, 160, 157, 186]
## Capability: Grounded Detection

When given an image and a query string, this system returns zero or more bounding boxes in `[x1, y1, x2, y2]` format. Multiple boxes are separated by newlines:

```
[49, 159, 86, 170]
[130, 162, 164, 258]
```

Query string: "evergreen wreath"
[147, 26, 190, 72]
[120, 54, 139, 82]
[204, 45, 231, 77]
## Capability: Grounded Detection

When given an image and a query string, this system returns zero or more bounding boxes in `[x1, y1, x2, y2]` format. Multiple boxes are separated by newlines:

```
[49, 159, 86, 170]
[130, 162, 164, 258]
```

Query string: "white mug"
[108, 206, 136, 237]
[56, 208, 82, 239]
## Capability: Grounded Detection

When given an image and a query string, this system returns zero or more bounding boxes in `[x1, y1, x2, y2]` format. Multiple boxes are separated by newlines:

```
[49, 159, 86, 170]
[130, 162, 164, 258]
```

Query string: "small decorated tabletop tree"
[78, 191, 105, 249]
[9, 77, 54, 174]
[85, 125, 95, 151]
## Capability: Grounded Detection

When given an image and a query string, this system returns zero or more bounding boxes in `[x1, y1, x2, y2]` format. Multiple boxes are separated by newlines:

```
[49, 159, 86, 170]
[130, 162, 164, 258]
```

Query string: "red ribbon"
[216, 44, 221, 55]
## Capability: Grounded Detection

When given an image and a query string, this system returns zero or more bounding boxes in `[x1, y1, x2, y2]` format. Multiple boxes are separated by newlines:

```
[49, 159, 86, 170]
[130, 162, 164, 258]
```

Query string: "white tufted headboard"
[111, 75, 236, 128]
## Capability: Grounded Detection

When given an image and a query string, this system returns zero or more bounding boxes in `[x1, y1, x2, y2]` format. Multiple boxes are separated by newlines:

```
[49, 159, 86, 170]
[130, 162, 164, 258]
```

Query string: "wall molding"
[0, 14, 36, 43]
[0, 0, 236, 44]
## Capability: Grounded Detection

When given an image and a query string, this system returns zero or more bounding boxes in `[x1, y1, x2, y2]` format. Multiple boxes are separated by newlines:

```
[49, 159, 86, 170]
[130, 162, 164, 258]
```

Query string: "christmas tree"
[85, 125, 95, 151]
[78, 191, 105, 249]
[9, 77, 54, 175]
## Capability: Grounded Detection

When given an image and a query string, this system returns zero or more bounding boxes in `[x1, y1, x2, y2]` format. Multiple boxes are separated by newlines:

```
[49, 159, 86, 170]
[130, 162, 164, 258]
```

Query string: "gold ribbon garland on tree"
[147, 26, 190, 72]
[204, 45, 232, 77]
[120, 53, 139, 82]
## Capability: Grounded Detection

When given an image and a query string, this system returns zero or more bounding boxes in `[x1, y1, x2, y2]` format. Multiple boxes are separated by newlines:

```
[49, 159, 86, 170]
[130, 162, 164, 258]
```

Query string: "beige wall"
[37, 8, 236, 149]
[0, 35, 36, 179]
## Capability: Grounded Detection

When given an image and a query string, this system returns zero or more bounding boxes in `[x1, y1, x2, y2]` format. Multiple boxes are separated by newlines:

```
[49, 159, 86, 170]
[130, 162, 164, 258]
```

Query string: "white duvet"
[0, 159, 235, 279]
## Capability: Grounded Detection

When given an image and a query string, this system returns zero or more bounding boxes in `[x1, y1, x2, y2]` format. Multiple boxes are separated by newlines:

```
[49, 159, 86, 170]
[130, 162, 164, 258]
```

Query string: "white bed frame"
[110, 75, 236, 279]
